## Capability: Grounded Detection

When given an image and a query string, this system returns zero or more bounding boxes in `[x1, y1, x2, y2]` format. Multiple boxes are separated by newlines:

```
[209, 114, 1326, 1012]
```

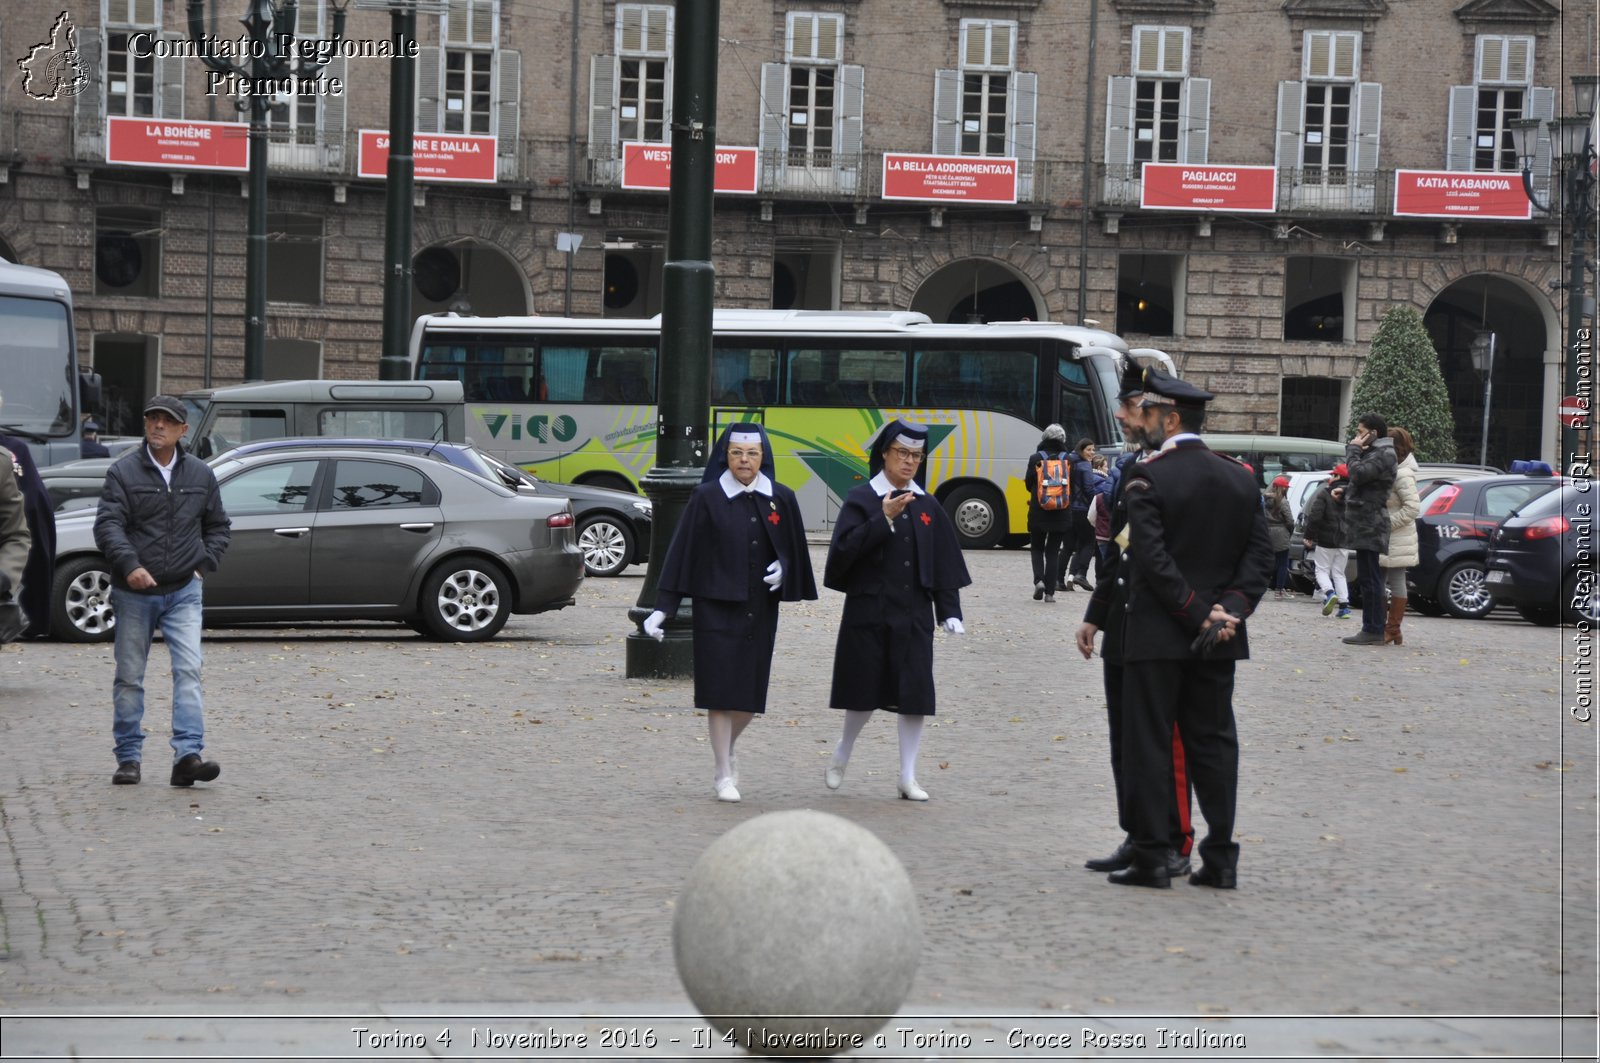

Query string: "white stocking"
[897, 713, 925, 784]
[834, 709, 873, 766]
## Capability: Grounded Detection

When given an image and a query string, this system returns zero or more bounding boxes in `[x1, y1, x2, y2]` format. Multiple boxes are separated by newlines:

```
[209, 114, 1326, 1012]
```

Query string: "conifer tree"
[1347, 306, 1457, 462]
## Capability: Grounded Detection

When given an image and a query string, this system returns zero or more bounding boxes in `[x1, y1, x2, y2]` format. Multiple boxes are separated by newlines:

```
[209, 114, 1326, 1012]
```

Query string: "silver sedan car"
[51, 445, 584, 642]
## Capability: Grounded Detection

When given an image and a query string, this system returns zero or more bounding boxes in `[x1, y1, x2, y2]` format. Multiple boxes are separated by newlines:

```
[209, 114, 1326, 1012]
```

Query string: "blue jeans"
[1355, 549, 1385, 635]
[111, 578, 206, 764]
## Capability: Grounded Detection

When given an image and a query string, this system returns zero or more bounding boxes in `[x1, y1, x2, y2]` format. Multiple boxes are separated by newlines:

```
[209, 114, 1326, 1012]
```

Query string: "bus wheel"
[943, 485, 1006, 550]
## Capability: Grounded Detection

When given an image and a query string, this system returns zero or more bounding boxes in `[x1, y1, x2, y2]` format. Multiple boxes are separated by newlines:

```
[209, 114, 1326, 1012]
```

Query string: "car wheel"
[1440, 559, 1494, 619]
[52, 556, 117, 643]
[1411, 596, 1445, 617]
[419, 558, 512, 642]
[1515, 603, 1560, 626]
[1565, 570, 1600, 627]
[942, 484, 1006, 550]
[577, 513, 635, 577]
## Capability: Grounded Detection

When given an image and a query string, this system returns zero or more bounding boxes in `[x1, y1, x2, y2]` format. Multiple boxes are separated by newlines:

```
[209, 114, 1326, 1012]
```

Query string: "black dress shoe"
[170, 754, 221, 787]
[1189, 863, 1237, 889]
[1108, 862, 1171, 889]
[1167, 851, 1192, 877]
[112, 761, 140, 785]
[1084, 839, 1135, 872]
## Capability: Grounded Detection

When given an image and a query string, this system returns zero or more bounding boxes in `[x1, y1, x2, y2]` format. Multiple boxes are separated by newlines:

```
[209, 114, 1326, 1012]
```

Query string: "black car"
[1409, 472, 1563, 619]
[1485, 484, 1598, 626]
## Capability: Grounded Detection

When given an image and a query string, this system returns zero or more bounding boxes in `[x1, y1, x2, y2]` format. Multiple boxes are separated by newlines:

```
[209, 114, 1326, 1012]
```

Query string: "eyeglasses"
[727, 448, 763, 460]
[886, 447, 925, 463]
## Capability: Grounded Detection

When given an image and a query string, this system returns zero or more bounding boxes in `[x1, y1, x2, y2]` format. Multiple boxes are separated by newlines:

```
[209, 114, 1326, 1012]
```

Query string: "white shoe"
[897, 778, 929, 801]
[824, 762, 846, 791]
[715, 778, 741, 803]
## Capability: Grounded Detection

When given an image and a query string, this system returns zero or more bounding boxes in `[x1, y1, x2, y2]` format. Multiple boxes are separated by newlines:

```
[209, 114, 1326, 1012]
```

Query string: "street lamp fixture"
[186, 0, 347, 382]
[1507, 74, 1597, 467]
[1470, 331, 1496, 468]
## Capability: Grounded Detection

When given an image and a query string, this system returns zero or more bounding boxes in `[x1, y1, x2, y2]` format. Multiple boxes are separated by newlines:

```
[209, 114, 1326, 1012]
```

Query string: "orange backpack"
[1035, 452, 1071, 510]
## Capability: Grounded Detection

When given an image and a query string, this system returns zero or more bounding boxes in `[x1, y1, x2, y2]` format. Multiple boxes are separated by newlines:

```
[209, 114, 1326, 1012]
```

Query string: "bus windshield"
[0, 294, 74, 438]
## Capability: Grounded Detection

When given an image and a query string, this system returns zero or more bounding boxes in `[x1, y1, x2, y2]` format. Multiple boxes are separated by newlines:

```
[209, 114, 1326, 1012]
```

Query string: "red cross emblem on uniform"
[920, 512, 932, 525]
[767, 511, 780, 525]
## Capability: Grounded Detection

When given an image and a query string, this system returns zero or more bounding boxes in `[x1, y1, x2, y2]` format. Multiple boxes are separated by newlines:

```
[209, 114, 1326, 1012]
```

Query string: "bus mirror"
[78, 370, 103, 411]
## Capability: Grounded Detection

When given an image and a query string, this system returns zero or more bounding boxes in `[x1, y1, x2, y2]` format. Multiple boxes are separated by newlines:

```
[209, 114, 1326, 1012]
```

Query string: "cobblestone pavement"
[1, 546, 1595, 1058]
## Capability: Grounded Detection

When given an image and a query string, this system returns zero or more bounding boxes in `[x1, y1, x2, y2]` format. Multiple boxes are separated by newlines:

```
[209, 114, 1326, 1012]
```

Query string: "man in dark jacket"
[1339, 414, 1397, 645]
[1110, 370, 1272, 889]
[94, 395, 231, 787]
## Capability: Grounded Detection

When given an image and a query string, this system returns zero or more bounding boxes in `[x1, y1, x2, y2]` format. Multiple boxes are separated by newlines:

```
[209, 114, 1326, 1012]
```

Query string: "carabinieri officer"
[822, 420, 970, 801]
[644, 422, 817, 802]
[1111, 370, 1271, 889]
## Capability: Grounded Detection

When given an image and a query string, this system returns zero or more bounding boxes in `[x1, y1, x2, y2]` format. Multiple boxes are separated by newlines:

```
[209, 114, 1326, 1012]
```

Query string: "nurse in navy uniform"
[822, 420, 971, 801]
[644, 422, 817, 802]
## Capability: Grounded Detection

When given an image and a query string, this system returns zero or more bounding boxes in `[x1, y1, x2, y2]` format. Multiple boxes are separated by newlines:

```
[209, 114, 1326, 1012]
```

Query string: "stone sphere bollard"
[673, 809, 922, 1056]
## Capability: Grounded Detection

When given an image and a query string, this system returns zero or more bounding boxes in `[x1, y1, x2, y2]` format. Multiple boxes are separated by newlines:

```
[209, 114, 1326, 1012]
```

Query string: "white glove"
[643, 610, 667, 642]
[764, 559, 784, 592]
[942, 617, 965, 636]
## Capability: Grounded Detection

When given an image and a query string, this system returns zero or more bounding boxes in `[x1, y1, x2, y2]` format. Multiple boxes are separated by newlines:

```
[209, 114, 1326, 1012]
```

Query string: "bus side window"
[542, 347, 590, 402]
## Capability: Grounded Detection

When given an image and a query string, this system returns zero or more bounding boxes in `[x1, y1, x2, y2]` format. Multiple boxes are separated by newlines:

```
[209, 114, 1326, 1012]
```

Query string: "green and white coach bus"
[409, 309, 1172, 547]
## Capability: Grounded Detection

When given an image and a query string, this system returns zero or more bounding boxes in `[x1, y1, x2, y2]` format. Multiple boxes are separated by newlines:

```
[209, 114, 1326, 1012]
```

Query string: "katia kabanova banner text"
[1392, 170, 1532, 219]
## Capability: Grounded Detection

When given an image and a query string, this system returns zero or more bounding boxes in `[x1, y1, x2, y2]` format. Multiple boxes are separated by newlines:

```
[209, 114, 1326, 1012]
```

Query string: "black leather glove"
[1189, 622, 1224, 660]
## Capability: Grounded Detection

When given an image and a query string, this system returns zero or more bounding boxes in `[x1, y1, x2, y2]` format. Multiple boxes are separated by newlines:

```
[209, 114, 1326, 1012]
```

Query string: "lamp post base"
[625, 617, 695, 678]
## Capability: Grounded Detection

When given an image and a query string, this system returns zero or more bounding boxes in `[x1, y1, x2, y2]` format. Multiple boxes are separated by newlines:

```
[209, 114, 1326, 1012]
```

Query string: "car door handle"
[273, 527, 311, 538]
[399, 523, 436, 532]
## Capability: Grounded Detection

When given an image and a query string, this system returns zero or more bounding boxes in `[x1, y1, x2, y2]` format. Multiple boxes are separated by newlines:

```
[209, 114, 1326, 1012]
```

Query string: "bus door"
[1051, 349, 1101, 448]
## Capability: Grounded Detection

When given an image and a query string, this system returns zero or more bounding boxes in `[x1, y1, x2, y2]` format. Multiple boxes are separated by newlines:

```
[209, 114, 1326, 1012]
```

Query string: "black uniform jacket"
[823, 481, 970, 610]
[656, 477, 817, 609]
[1120, 439, 1272, 663]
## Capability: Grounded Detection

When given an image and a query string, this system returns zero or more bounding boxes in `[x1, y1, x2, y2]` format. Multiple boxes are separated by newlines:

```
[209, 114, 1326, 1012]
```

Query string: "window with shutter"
[617, 6, 672, 143]
[1132, 25, 1188, 77]
[783, 13, 845, 172]
[1477, 35, 1534, 85]
[103, 0, 160, 118]
[1303, 31, 1359, 81]
[588, 54, 619, 168]
[1465, 36, 1537, 172]
[440, 1, 497, 136]
[106, 0, 160, 24]
[788, 12, 843, 63]
[956, 20, 1016, 156]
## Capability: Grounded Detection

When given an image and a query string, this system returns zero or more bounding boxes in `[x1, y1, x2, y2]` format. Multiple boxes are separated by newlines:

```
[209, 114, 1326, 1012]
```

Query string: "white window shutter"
[322, 56, 347, 170]
[1162, 28, 1187, 75]
[1334, 33, 1359, 79]
[838, 63, 864, 159]
[1105, 75, 1134, 164]
[619, 5, 642, 51]
[159, 33, 184, 119]
[647, 6, 671, 54]
[1476, 36, 1504, 83]
[416, 45, 440, 134]
[1306, 32, 1331, 78]
[1353, 81, 1381, 173]
[1505, 38, 1533, 84]
[134, 0, 157, 25]
[471, 0, 494, 47]
[587, 53, 617, 161]
[1528, 85, 1555, 197]
[1180, 77, 1210, 164]
[1275, 80, 1304, 170]
[758, 61, 788, 173]
[1446, 85, 1475, 170]
[496, 49, 521, 172]
[933, 69, 960, 154]
[1009, 71, 1036, 162]
[76, 33, 103, 132]
[1133, 26, 1161, 75]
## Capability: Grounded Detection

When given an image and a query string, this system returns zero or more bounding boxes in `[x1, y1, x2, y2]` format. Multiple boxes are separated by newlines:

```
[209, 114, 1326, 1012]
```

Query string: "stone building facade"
[0, 0, 1588, 464]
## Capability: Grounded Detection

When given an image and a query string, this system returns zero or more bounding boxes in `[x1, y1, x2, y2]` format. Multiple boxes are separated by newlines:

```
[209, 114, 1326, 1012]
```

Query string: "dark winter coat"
[1342, 437, 1397, 552]
[1263, 492, 1294, 553]
[0, 435, 57, 635]
[1024, 441, 1073, 531]
[1301, 481, 1347, 549]
[93, 443, 231, 595]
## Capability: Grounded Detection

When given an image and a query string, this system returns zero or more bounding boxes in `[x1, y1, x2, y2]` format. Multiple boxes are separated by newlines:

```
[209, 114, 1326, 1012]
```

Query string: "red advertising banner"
[619, 143, 760, 194]
[357, 130, 498, 184]
[105, 116, 248, 172]
[1139, 163, 1278, 213]
[881, 153, 1018, 204]
[1392, 169, 1531, 220]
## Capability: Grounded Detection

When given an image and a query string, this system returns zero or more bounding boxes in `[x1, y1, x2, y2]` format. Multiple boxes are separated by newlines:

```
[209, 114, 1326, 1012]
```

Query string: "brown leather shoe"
[1385, 598, 1406, 645]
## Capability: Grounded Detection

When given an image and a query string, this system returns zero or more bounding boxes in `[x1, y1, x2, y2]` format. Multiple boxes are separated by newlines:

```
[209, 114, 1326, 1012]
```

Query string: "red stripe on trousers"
[1171, 722, 1194, 856]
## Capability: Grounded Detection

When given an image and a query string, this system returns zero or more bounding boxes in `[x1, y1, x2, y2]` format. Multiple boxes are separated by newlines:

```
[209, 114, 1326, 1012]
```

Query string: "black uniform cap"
[1137, 368, 1213, 409]
[1116, 359, 1146, 400]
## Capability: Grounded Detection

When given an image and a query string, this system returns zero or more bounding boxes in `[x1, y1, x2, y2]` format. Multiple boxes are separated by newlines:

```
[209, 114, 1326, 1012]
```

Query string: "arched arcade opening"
[911, 259, 1041, 323]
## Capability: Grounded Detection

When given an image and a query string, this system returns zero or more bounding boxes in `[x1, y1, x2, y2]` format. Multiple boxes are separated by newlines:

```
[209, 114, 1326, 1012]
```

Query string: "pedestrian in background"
[94, 396, 231, 787]
[1087, 453, 1113, 566]
[1303, 463, 1352, 619]
[1110, 370, 1272, 889]
[0, 392, 56, 638]
[1024, 423, 1073, 603]
[1264, 475, 1295, 599]
[80, 418, 112, 459]
[823, 420, 970, 801]
[643, 422, 818, 803]
[1062, 438, 1098, 591]
[1340, 414, 1397, 646]
[1380, 426, 1422, 645]
[0, 453, 32, 644]
[1077, 362, 1196, 879]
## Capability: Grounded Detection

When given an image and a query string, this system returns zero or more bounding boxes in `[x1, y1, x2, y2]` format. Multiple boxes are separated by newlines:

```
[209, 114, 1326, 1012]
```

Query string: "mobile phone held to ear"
[891, 488, 913, 498]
